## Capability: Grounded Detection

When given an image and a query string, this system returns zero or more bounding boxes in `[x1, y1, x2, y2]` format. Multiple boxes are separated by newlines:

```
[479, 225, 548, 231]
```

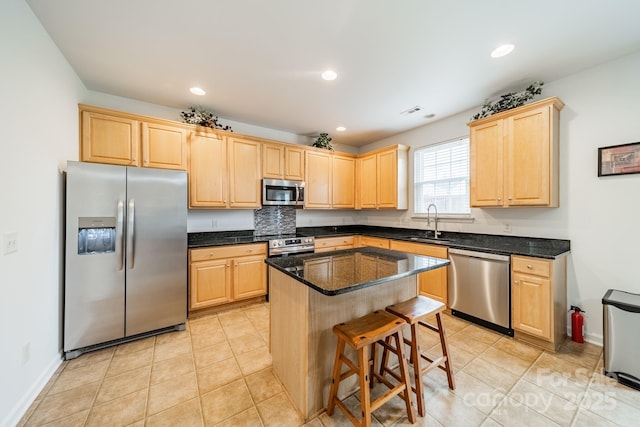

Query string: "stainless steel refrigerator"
[64, 161, 187, 359]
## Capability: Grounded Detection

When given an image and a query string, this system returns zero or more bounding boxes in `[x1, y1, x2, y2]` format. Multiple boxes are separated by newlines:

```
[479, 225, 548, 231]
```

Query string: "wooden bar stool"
[327, 310, 415, 427]
[383, 296, 455, 417]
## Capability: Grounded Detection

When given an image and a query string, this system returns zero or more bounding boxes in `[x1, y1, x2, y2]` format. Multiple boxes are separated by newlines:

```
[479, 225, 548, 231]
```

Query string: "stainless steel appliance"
[262, 178, 305, 207]
[268, 235, 315, 257]
[64, 161, 187, 359]
[448, 248, 512, 335]
[603, 289, 640, 390]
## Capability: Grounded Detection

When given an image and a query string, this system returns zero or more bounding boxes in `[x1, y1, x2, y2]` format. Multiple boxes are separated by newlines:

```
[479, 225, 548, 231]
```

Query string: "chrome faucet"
[426, 203, 441, 239]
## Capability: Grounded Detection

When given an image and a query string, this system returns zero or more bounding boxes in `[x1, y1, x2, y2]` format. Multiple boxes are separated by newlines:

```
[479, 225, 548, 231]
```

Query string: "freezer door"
[65, 161, 126, 352]
[125, 167, 187, 336]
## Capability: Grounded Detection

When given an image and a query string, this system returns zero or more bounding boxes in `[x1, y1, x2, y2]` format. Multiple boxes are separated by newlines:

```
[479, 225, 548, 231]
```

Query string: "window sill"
[411, 214, 475, 223]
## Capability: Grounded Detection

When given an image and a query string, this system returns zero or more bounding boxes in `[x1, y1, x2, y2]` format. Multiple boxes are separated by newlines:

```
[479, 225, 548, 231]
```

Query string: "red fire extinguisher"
[569, 306, 585, 343]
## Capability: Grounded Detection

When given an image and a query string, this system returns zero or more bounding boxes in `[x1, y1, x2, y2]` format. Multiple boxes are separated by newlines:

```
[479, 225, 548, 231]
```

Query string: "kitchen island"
[265, 247, 449, 420]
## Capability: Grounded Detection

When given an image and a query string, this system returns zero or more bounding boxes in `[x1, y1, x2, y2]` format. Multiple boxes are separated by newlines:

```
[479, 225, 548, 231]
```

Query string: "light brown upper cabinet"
[81, 109, 139, 166]
[228, 136, 262, 208]
[305, 149, 356, 209]
[188, 132, 261, 208]
[305, 150, 332, 208]
[357, 145, 409, 210]
[141, 122, 188, 170]
[468, 97, 564, 207]
[188, 131, 228, 207]
[80, 105, 187, 170]
[331, 154, 356, 208]
[262, 142, 305, 181]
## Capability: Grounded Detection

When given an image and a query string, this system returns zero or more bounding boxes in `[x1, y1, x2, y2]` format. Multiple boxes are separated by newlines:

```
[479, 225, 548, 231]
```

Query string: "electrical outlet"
[21, 342, 30, 366]
[3, 231, 18, 254]
[211, 219, 218, 228]
[503, 223, 512, 233]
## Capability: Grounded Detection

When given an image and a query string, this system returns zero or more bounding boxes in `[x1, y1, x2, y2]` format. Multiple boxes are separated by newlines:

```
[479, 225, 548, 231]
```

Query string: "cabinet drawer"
[315, 236, 355, 250]
[190, 243, 266, 261]
[359, 236, 390, 249]
[512, 256, 550, 277]
[389, 240, 447, 259]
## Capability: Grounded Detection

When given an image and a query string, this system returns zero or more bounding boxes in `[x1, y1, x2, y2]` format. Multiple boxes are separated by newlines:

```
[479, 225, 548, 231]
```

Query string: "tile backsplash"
[254, 206, 296, 236]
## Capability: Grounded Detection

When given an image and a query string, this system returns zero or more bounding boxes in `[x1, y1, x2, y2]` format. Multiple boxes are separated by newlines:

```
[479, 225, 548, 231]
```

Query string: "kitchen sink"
[406, 236, 450, 244]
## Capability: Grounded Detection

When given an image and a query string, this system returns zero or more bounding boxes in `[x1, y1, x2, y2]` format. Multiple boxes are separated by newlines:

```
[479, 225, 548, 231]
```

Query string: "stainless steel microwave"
[262, 178, 305, 207]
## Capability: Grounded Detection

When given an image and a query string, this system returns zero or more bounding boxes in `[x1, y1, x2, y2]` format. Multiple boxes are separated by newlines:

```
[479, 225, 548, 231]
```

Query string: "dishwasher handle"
[449, 248, 510, 262]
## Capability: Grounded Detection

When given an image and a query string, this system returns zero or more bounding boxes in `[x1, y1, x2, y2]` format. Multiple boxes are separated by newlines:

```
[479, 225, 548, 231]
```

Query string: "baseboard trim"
[2, 355, 63, 427]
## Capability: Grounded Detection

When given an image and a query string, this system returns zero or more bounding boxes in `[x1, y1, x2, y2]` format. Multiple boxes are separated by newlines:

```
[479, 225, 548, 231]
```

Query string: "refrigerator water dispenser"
[78, 217, 116, 254]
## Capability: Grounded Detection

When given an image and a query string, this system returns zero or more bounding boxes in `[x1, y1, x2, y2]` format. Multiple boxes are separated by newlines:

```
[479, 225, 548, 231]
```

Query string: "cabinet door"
[506, 106, 551, 206]
[389, 240, 448, 304]
[377, 149, 398, 208]
[285, 146, 305, 181]
[332, 155, 356, 208]
[229, 137, 261, 208]
[81, 111, 139, 166]
[190, 259, 231, 309]
[305, 150, 332, 208]
[359, 155, 378, 208]
[233, 255, 267, 300]
[189, 132, 227, 207]
[512, 272, 551, 340]
[470, 120, 504, 207]
[263, 142, 284, 178]
[141, 122, 187, 170]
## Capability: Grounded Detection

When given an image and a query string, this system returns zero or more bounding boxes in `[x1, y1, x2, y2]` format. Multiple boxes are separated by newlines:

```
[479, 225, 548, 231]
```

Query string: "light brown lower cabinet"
[357, 236, 390, 249]
[189, 243, 267, 311]
[511, 254, 567, 352]
[314, 235, 356, 253]
[389, 240, 449, 305]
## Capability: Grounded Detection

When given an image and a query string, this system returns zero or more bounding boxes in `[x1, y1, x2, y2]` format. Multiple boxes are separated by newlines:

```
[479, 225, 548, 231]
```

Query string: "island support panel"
[269, 267, 418, 420]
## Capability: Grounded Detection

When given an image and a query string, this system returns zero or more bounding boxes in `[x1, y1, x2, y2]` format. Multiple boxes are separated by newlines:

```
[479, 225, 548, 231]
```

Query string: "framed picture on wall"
[598, 142, 640, 177]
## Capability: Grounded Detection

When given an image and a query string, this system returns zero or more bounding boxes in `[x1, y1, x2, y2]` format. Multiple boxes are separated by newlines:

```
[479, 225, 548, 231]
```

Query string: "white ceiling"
[26, 0, 640, 146]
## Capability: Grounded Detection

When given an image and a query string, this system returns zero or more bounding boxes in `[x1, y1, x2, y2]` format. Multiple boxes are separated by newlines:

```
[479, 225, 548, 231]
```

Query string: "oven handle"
[269, 246, 315, 256]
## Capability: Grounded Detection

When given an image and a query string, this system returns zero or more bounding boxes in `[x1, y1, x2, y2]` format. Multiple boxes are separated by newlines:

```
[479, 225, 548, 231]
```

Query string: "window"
[414, 137, 470, 215]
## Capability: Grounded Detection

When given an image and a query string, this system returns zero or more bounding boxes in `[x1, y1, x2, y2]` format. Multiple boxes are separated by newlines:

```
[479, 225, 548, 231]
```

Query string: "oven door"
[262, 179, 304, 206]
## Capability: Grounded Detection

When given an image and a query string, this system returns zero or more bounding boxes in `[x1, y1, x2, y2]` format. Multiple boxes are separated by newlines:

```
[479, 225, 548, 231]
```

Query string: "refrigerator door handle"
[116, 200, 125, 271]
[127, 198, 135, 269]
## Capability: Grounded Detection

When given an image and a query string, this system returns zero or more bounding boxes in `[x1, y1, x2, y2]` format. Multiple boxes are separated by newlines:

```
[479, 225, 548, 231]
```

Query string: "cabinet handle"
[508, 197, 512, 201]
[527, 264, 532, 269]
[497, 197, 501, 202]
[514, 280, 519, 284]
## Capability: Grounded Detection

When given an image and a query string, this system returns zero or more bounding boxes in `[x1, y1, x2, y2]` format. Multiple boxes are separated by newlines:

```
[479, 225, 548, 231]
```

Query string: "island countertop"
[265, 246, 450, 296]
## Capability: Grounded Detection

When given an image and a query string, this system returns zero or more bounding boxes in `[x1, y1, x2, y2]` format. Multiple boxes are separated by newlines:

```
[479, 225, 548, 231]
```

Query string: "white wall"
[0, 1, 86, 425]
[359, 51, 640, 344]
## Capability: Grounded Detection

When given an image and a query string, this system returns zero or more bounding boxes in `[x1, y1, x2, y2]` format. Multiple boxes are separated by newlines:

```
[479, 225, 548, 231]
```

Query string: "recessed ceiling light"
[190, 87, 206, 96]
[321, 70, 337, 81]
[424, 113, 436, 119]
[491, 44, 515, 58]
[336, 126, 346, 132]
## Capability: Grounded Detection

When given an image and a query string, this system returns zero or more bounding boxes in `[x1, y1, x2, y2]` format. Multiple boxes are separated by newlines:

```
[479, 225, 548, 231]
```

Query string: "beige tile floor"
[18, 301, 640, 426]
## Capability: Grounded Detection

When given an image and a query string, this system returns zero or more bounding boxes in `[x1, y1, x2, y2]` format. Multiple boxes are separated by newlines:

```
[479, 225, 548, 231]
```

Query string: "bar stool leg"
[358, 345, 372, 427]
[408, 322, 427, 417]
[436, 313, 456, 390]
[395, 330, 416, 424]
[327, 338, 346, 415]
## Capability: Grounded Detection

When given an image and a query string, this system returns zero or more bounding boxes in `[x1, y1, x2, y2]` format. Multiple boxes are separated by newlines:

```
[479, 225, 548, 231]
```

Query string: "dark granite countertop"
[188, 225, 570, 259]
[265, 246, 450, 296]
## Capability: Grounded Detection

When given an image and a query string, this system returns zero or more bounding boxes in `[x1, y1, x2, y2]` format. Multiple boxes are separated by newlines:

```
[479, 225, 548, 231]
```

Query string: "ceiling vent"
[400, 106, 422, 115]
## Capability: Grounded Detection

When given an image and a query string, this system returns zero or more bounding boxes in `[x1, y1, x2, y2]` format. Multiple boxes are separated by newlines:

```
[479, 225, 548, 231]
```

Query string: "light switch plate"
[3, 231, 18, 254]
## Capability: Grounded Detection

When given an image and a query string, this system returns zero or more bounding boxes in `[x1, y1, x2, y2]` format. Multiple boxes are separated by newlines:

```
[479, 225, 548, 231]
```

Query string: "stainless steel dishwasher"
[448, 248, 513, 336]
